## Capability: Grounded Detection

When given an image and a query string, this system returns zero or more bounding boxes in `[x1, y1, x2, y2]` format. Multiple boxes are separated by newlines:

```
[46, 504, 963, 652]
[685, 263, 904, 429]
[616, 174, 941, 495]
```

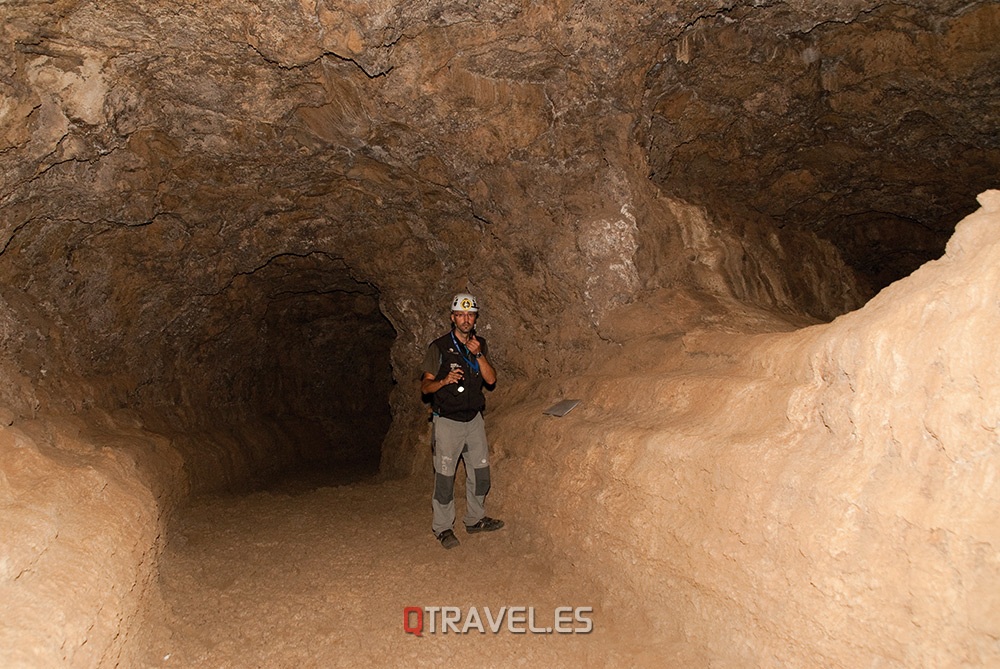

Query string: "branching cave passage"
[640, 2, 1000, 293]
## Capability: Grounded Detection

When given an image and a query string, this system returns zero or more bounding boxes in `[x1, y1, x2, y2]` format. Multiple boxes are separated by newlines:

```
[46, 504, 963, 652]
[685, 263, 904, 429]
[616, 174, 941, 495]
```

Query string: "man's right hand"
[422, 369, 462, 395]
[443, 368, 464, 385]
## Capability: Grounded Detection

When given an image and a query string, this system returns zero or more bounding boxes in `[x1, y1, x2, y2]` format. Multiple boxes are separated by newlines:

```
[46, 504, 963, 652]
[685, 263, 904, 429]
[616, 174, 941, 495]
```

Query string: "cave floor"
[142, 469, 672, 667]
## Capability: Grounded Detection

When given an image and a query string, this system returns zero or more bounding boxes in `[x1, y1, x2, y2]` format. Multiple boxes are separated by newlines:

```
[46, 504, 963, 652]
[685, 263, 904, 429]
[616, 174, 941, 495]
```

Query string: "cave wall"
[490, 191, 1000, 666]
[0, 0, 996, 666]
[0, 0, 875, 478]
[641, 1, 1000, 290]
[0, 411, 181, 667]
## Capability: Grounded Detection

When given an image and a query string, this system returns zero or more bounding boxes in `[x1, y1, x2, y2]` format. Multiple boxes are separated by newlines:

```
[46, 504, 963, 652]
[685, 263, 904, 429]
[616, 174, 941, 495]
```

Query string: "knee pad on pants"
[473, 466, 491, 496]
[434, 473, 455, 504]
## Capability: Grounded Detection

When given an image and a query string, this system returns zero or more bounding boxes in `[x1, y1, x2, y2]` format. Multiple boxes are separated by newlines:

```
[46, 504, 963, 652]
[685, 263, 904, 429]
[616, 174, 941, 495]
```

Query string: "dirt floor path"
[141, 470, 658, 668]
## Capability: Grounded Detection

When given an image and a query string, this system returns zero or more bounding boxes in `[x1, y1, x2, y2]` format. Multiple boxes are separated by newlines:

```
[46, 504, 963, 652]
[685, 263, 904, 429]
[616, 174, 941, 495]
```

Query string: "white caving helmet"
[451, 293, 479, 312]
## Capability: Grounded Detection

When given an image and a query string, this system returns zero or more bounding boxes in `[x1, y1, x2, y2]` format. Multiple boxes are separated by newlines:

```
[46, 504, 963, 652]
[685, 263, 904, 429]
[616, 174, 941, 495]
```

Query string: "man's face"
[451, 310, 477, 334]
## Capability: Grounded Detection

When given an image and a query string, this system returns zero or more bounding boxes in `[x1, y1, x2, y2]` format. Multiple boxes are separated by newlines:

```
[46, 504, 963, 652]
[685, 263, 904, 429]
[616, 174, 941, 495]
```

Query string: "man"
[420, 293, 505, 549]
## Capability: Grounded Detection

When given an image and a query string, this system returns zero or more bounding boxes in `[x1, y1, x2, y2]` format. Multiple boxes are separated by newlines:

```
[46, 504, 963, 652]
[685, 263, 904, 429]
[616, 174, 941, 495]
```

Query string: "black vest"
[430, 331, 488, 422]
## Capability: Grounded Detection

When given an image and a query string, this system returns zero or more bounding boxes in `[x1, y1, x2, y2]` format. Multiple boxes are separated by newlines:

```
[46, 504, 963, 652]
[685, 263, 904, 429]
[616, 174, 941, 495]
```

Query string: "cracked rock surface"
[0, 0, 997, 666]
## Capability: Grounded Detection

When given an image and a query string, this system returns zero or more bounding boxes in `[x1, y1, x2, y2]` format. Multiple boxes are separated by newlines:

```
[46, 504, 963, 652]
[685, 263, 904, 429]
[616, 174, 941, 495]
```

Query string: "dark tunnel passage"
[193, 252, 398, 480]
[0, 217, 397, 486]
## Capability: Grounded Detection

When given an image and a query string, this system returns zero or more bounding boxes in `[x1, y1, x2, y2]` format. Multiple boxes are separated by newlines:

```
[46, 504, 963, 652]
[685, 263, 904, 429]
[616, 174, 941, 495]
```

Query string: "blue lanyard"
[450, 330, 480, 374]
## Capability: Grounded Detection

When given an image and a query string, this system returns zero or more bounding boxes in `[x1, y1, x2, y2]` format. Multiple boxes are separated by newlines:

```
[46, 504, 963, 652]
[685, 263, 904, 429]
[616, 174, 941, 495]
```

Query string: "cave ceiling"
[640, 1, 1000, 290]
[1, 0, 997, 399]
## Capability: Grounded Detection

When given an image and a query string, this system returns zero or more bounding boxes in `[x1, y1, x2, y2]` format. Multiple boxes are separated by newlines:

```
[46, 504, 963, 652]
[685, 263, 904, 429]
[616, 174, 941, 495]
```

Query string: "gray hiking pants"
[431, 413, 491, 535]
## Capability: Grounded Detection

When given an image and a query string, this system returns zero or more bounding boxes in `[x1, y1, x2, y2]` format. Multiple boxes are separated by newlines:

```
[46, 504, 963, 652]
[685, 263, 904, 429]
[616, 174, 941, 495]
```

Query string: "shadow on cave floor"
[240, 456, 383, 497]
[143, 468, 681, 667]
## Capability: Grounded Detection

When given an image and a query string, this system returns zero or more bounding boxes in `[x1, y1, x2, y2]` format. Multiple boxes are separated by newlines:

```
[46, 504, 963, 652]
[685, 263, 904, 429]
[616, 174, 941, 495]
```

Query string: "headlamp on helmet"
[451, 293, 479, 312]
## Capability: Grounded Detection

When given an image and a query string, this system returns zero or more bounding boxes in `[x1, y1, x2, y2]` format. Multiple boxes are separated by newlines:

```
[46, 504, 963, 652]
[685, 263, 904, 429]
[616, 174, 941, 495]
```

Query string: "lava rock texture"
[0, 0, 997, 666]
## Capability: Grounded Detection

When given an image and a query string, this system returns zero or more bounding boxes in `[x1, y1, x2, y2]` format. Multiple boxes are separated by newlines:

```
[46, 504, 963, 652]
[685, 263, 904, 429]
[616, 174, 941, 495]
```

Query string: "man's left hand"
[466, 336, 483, 357]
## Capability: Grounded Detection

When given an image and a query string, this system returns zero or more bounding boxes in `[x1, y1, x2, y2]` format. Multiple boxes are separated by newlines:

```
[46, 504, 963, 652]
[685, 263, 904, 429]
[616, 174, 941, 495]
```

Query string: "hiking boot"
[465, 517, 505, 533]
[437, 529, 460, 549]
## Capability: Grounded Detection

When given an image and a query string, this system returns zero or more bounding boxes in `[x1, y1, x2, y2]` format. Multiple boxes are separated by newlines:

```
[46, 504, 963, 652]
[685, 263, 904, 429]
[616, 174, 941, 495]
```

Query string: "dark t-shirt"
[421, 330, 490, 422]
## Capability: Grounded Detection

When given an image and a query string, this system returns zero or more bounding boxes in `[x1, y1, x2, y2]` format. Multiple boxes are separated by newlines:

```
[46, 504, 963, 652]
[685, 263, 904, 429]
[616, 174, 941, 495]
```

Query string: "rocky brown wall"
[1, 0, 996, 665]
[641, 2, 1000, 290]
[0, 410, 181, 667]
[488, 192, 1000, 666]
